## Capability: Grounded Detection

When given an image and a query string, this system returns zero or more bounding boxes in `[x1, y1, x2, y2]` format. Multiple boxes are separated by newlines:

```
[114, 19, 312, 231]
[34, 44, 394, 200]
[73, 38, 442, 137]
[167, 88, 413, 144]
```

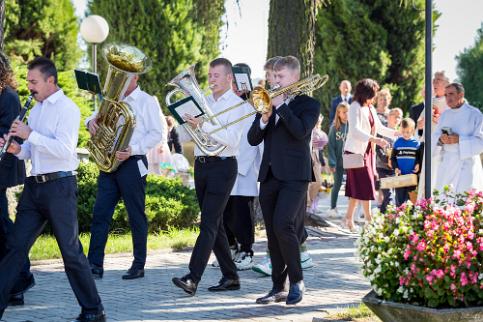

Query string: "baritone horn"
[165, 65, 226, 156]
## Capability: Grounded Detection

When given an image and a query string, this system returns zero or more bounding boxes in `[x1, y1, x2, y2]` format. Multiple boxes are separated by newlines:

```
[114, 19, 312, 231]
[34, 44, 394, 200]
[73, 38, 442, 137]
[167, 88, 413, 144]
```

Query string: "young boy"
[390, 118, 423, 206]
[375, 108, 403, 213]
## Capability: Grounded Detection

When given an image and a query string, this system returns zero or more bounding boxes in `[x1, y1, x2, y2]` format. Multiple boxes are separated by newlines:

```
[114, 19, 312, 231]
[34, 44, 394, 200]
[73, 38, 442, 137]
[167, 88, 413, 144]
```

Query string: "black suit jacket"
[247, 94, 320, 182]
[409, 102, 424, 137]
[0, 87, 26, 189]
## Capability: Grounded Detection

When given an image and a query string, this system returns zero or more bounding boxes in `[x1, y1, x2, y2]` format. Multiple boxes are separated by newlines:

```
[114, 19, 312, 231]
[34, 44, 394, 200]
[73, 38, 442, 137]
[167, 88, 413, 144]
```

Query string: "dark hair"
[0, 51, 17, 91]
[353, 78, 380, 105]
[263, 56, 282, 71]
[209, 58, 233, 75]
[233, 63, 251, 76]
[446, 82, 465, 94]
[401, 118, 415, 129]
[27, 57, 58, 84]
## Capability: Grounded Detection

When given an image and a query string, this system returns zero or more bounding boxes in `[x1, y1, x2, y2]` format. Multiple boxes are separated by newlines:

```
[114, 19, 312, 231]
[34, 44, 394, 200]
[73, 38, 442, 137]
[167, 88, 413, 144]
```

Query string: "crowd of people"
[0, 44, 481, 322]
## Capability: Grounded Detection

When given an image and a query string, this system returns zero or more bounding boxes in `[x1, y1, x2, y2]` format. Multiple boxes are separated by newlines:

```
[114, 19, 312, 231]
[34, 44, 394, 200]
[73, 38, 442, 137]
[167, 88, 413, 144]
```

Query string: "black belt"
[195, 156, 235, 164]
[31, 171, 76, 184]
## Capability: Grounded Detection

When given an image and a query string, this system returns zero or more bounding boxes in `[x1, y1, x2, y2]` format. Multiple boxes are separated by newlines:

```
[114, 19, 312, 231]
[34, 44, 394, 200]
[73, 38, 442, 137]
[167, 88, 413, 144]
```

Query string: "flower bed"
[358, 188, 483, 308]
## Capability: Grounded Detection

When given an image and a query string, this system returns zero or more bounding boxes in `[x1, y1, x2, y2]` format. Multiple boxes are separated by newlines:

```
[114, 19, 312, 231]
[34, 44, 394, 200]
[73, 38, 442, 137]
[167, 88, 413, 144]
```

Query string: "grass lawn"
[316, 304, 380, 322]
[30, 228, 199, 261]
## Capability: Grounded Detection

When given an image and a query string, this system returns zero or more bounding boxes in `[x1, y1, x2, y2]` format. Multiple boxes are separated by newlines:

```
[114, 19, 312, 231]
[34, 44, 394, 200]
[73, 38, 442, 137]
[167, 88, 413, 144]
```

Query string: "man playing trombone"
[172, 58, 251, 295]
[247, 56, 320, 305]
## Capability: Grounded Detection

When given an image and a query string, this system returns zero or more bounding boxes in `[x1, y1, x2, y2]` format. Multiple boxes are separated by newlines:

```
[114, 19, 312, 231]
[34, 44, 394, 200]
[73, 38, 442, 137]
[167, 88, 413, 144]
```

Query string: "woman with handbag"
[342, 79, 399, 232]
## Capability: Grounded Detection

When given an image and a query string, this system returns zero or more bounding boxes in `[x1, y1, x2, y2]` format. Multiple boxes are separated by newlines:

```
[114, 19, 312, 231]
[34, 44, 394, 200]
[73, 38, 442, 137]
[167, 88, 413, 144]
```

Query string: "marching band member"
[0, 57, 105, 322]
[247, 56, 320, 305]
[172, 58, 250, 295]
[0, 51, 35, 307]
[86, 75, 164, 280]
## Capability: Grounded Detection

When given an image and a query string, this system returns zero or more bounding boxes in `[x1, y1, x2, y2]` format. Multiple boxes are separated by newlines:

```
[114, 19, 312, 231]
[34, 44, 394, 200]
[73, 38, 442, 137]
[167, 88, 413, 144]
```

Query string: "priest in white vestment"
[432, 83, 483, 193]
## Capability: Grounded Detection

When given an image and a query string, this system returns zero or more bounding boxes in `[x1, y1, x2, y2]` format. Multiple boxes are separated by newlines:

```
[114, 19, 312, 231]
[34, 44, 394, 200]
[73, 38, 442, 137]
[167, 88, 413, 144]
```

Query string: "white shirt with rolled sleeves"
[178, 89, 251, 157]
[85, 86, 165, 156]
[16, 89, 80, 176]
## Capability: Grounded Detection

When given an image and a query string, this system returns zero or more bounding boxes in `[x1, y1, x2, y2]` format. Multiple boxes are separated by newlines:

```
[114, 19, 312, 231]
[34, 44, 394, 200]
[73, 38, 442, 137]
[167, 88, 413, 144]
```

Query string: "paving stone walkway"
[3, 192, 371, 322]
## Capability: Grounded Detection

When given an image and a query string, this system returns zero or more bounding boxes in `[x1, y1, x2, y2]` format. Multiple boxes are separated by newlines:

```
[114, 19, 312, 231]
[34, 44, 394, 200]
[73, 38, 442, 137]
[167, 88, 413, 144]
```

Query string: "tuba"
[165, 65, 226, 156]
[87, 44, 151, 172]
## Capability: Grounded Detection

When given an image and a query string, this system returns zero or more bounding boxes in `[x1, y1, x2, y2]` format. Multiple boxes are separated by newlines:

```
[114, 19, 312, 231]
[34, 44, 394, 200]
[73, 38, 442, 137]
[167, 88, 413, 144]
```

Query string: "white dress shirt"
[178, 89, 252, 157]
[17, 89, 80, 175]
[85, 86, 165, 156]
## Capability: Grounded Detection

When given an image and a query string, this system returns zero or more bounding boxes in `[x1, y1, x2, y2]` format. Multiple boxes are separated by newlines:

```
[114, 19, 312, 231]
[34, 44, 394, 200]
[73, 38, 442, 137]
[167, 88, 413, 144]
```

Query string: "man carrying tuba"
[171, 58, 252, 296]
[85, 46, 165, 281]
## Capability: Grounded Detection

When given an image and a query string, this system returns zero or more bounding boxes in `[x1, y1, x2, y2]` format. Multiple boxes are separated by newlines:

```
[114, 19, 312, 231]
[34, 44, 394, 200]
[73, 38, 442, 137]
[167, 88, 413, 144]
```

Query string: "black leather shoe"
[172, 275, 197, 296]
[122, 267, 144, 280]
[208, 277, 240, 292]
[8, 293, 24, 306]
[90, 264, 104, 280]
[0, 308, 4, 319]
[286, 280, 305, 305]
[71, 311, 106, 322]
[255, 288, 288, 304]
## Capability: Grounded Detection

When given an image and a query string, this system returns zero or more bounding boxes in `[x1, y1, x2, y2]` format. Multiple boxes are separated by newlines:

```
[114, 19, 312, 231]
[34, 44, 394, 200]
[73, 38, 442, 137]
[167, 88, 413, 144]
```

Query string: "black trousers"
[0, 188, 31, 286]
[188, 158, 239, 283]
[376, 168, 394, 214]
[0, 176, 103, 314]
[395, 185, 416, 207]
[223, 196, 255, 253]
[88, 156, 148, 269]
[259, 169, 308, 290]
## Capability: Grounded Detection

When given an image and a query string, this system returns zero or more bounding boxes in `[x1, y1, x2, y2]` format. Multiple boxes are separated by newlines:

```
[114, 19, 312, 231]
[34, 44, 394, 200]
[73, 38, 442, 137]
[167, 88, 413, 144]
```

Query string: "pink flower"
[416, 240, 426, 252]
[461, 272, 468, 286]
[433, 269, 445, 279]
[404, 248, 411, 260]
[450, 283, 457, 291]
[453, 249, 462, 259]
[425, 274, 434, 285]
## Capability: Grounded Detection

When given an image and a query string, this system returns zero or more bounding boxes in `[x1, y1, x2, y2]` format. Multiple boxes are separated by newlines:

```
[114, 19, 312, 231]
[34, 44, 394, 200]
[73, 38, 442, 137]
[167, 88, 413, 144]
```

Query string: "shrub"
[77, 162, 199, 233]
[358, 188, 483, 308]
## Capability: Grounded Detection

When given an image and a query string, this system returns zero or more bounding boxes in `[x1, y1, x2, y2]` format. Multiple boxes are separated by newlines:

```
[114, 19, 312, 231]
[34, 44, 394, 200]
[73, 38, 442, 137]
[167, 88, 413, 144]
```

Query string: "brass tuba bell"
[87, 44, 151, 172]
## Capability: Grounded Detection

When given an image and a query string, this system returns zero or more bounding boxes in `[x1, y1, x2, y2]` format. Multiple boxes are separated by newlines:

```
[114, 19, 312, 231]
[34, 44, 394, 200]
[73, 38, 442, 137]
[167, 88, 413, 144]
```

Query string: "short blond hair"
[273, 55, 301, 74]
[433, 71, 449, 84]
[376, 88, 392, 102]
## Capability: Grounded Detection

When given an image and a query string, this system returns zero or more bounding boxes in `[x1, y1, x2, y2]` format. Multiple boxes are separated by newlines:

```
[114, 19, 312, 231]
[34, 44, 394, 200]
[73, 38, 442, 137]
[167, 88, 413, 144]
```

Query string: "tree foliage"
[88, 0, 224, 106]
[4, 0, 81, 70]
[314, 0, 438, 119]
[267, 0, 324, 77]
[456, 24, 483, 111]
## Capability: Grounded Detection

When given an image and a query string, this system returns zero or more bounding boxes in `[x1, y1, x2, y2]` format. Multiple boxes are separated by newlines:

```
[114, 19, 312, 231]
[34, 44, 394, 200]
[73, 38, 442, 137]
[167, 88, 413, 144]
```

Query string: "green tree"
[314, 0, 439, 119]
[456, 24, 483, 111]
[267, 0, 324, 77]
[88, 0, 224, 105]
[4, 0, 81, 70]
[314, 0, 390, 117]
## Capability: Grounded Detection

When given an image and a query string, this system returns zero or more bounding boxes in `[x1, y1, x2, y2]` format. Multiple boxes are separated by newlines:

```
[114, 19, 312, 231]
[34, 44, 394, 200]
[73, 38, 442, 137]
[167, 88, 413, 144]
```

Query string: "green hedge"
[77, 162, 199, 233]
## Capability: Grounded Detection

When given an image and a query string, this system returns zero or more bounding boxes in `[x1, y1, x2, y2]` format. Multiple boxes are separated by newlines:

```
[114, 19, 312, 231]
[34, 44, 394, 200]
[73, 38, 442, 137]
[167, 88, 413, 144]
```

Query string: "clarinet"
[0, 95, 34, 162]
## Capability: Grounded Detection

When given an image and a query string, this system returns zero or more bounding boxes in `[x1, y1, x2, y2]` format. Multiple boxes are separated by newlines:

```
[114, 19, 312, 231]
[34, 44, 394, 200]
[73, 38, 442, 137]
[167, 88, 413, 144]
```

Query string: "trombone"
[205, 74, 329, 135]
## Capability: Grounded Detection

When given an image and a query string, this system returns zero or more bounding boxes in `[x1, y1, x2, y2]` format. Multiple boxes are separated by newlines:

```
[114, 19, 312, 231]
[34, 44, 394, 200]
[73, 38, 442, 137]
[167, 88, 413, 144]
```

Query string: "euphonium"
[165, 65, 226, 156]
[87, 44, 151, 172]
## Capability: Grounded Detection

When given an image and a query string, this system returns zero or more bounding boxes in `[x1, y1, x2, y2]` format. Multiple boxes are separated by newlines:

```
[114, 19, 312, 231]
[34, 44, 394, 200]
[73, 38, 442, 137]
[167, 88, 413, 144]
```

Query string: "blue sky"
[74, 0, 482, 81]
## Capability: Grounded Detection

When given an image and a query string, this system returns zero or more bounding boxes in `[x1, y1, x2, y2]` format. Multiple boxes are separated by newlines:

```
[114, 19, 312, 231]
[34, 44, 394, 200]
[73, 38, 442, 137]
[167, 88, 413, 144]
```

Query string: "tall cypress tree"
[88, 0, 224, 103]
[267, 0, 323, 77]
[4, 0, 80, 70]
[314, 0, 439, 118]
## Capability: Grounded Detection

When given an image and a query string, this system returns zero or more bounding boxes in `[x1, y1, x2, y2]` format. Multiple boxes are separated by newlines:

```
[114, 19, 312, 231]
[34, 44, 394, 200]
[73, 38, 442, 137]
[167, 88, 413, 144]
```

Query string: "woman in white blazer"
[343, 79, 398, 232]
